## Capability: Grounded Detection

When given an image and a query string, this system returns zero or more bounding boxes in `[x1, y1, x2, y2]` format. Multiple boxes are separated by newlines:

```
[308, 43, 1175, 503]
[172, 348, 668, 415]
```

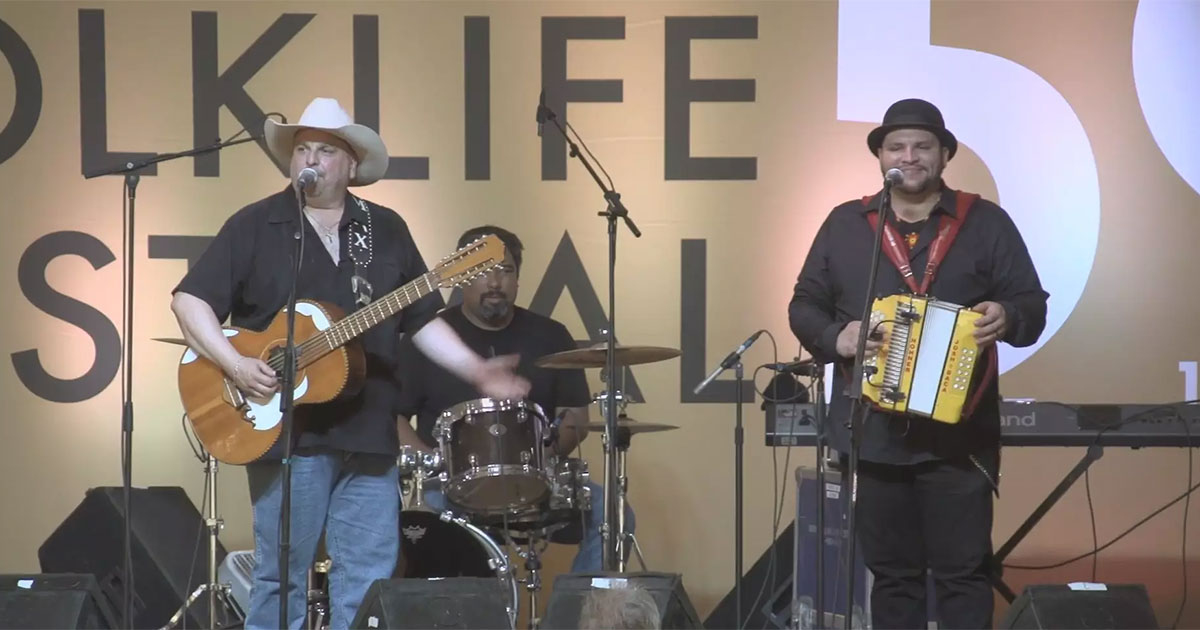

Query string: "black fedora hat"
[866, 98, 958, 159]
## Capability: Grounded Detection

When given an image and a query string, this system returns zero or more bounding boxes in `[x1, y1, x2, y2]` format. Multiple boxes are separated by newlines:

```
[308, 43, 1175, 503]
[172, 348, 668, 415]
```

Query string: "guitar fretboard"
[279, 272, 439, 371]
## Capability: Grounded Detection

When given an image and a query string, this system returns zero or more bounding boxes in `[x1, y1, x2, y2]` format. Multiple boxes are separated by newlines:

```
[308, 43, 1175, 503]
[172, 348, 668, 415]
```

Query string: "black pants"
[857, 456, 995, 629]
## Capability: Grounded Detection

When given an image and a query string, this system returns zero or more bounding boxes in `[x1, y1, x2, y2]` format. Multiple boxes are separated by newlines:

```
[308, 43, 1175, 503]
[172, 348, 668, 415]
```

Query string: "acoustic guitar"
[176, 235, 506, 464]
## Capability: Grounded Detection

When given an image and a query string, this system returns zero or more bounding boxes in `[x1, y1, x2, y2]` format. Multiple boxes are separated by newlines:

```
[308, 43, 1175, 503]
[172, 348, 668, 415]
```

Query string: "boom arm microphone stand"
[841, 170, 900, 630]
[537, 95, 641, 571]
[695, 330, 765, 630]
[84, 131, 265, 630]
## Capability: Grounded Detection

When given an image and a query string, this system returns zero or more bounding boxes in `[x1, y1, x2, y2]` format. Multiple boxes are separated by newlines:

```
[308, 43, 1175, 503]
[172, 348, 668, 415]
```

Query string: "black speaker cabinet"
[351, 577, 512, 629]
[38, 486, 236, 629]
[999, 584, 1159, 629]
[542, 572, 702, 630]
[0, 573, 115, 629]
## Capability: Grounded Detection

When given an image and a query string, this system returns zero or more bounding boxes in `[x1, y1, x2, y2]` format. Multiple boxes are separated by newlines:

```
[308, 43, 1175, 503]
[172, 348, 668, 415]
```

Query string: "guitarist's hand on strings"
[474, 354, 531, 400]
[229, 355, 279, 399]
[971, 301, 1007, 347]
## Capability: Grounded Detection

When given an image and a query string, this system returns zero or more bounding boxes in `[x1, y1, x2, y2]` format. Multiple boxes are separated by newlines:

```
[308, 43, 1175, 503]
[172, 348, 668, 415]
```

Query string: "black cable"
[182, 413, 206, 462]
[1004, 476, 1200, 570]
[180, 460, 210, 630]
[743, 330, 780, 629]
[222, 111, 287, 144]
[1170, 416, 1192, 630]
[1085, 468, 1097, 581]
[564, 120, 614, 190]
[1002, 400, 1199, 573]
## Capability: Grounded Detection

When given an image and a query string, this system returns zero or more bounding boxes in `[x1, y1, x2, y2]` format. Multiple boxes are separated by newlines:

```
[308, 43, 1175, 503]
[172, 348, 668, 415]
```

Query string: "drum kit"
[307, 343, 682, 630]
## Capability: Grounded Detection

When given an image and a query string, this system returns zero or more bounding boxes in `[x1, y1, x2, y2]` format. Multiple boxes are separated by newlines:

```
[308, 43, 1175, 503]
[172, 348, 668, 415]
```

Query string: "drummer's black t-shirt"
[393, 305, 592, 446]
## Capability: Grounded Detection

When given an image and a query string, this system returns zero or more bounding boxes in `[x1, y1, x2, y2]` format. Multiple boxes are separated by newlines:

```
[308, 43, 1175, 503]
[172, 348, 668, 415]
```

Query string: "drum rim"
[437, 397, 547, 423]
[446, 465, 552, 512]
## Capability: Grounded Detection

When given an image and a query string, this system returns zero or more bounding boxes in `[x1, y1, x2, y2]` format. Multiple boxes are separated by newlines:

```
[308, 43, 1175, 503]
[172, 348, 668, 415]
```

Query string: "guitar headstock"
[432, 234, 506, 289]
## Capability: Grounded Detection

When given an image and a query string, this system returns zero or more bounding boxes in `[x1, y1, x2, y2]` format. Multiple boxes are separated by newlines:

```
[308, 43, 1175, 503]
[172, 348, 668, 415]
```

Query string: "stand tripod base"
[159, 583, 241, 630]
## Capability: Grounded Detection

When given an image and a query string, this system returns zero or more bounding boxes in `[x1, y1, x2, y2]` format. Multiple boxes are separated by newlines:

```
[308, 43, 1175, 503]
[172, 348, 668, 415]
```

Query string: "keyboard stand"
[989, 443, 1104, 601]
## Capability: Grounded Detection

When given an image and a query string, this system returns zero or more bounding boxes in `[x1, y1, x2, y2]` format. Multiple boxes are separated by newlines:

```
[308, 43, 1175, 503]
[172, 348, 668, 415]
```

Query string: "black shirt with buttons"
[789, 184, 1049, 465]
[174, 186, 444, 458]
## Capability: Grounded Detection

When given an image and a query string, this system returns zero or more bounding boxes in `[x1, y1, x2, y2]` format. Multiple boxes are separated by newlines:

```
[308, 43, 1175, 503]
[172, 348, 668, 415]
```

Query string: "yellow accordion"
[862, 294, 983, 424]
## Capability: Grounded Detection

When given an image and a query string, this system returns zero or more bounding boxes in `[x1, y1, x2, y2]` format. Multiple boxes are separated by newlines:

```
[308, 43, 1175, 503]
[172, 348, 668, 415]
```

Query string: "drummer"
[394, 225, 635, 572]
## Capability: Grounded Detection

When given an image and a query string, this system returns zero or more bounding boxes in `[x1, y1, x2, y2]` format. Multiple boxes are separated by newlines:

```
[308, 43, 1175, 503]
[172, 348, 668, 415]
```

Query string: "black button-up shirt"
[788, 185, 1048, 464]
[174, 186, 444, 458]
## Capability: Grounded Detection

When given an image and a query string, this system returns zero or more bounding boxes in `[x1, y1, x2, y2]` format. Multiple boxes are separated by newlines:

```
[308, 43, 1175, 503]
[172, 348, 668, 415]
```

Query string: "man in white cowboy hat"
[789, 98, 1048, 629]
[170, 97, 529, 630]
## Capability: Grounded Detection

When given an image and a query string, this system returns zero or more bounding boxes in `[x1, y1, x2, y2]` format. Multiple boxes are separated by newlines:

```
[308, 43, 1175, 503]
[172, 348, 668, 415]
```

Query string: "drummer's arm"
[553, 407, 590, 456]
[412, 318, 529, 398]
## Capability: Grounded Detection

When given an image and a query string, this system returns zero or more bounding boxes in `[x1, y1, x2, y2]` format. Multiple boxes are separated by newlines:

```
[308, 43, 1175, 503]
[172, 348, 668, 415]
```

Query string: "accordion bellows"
[863, 294, 982, 424]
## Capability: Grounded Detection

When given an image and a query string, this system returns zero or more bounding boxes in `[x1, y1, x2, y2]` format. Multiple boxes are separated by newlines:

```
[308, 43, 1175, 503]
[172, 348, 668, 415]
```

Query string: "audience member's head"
[579, 584, 661, 630]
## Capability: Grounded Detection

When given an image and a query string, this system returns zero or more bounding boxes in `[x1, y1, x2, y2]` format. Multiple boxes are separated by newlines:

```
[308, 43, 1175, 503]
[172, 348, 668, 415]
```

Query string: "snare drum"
[435, 398, 550, 513]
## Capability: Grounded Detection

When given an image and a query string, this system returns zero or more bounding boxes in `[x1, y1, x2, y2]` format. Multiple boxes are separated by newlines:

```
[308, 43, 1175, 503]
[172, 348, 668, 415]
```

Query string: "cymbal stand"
[614, 425, 647, 572]
[520, 538, 548, 630]
[160, 454, 241, 630]
[595, 389, 646, 571]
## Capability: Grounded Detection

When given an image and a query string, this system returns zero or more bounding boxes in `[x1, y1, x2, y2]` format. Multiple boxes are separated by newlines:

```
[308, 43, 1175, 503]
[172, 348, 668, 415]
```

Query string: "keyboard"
[765, 401, 1200, 448]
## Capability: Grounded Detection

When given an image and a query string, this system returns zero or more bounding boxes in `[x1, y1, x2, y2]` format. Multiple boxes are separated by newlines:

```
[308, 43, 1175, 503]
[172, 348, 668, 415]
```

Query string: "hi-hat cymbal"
[535, 343, 680, 369]
[153, 337, 189, 346]
[584, 416, 678, 434]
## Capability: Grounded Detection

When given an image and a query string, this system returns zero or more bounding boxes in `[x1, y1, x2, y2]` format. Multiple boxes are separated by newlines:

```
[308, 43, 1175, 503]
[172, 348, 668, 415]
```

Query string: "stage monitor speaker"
[542, 572, 702, 630]
[351, 577, 511, 629]
[0, 573, 116, 629]
[37, 486, 237, 629]
[999, 584, 1158, 629]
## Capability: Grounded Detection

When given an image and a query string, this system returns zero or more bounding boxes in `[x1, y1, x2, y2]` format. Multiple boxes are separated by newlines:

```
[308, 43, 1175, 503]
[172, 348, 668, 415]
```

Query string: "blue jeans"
[245, 449, 399, 630]
[421, 480, 634, 573]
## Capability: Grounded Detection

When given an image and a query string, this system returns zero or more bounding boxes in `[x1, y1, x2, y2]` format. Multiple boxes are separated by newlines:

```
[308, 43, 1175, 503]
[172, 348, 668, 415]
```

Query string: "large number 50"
[837, 0, 1101, 374]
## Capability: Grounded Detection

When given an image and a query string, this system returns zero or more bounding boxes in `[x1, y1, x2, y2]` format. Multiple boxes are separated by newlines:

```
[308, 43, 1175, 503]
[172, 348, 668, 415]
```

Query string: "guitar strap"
[347, 196, 374, 307]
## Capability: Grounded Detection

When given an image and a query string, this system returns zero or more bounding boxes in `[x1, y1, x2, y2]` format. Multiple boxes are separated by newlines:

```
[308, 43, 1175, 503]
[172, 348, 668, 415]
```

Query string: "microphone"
[694, 330, 764, 395]
[536, 90, 547, 137]
[765, 358, 821, 376]
[884, 168, 904, 186]
[297, 167, 319, 189]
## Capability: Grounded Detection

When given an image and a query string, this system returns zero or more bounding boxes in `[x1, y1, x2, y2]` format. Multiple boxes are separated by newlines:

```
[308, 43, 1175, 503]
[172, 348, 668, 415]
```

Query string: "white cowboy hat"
[264, 97, 389, 186]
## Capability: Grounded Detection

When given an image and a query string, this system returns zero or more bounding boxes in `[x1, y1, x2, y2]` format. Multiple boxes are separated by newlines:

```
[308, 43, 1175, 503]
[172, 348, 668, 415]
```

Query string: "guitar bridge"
[221, 378, 256, 422]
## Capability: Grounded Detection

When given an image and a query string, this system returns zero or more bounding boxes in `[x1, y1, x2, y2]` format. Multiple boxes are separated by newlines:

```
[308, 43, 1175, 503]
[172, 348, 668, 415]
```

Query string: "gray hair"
[579, 584, 661, 630]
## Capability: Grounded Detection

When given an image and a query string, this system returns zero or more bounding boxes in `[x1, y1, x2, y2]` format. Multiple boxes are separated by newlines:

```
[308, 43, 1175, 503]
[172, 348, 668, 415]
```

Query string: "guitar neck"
[297, 272, 438, 368]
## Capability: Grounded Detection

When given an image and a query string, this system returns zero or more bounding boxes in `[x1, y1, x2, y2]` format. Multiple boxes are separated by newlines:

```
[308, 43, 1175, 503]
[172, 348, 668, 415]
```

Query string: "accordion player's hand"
[836, 320, 886, 359]
[971, 301, 1007, 347]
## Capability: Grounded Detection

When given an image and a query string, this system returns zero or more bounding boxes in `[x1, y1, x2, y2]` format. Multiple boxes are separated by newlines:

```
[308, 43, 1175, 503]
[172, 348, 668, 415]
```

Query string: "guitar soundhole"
[265, 345, 297, 377]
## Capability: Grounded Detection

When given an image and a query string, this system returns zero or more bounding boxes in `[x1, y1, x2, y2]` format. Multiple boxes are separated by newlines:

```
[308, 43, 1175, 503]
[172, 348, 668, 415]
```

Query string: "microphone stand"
[84, 134, 260, 630]
[278, 184, 307, 630]
[842, 179, 895, 630]
[694, 331, 763, 630]
[813, 365, 827, 630]
[538, 100, 640, 571]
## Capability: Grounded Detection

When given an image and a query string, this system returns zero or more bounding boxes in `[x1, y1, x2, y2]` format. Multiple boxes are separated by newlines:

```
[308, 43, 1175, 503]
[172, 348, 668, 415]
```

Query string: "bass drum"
[393, 510, 519, 628]
[394, 510, 497, 578]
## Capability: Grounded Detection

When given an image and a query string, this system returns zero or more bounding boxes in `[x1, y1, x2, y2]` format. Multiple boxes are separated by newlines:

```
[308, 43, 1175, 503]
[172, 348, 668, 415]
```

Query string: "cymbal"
[584, 416, 678, 434]
[153, 337, 189, 346]
[535, 343, 680, 369]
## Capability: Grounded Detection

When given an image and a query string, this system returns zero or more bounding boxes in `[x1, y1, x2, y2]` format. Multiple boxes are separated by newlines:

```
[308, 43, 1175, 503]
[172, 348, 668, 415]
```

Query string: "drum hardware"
[439, 510, 519, 630]
[159, 452, 243, 630]
[306, 559, 331, 630]
[611, 423, 647, 572]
